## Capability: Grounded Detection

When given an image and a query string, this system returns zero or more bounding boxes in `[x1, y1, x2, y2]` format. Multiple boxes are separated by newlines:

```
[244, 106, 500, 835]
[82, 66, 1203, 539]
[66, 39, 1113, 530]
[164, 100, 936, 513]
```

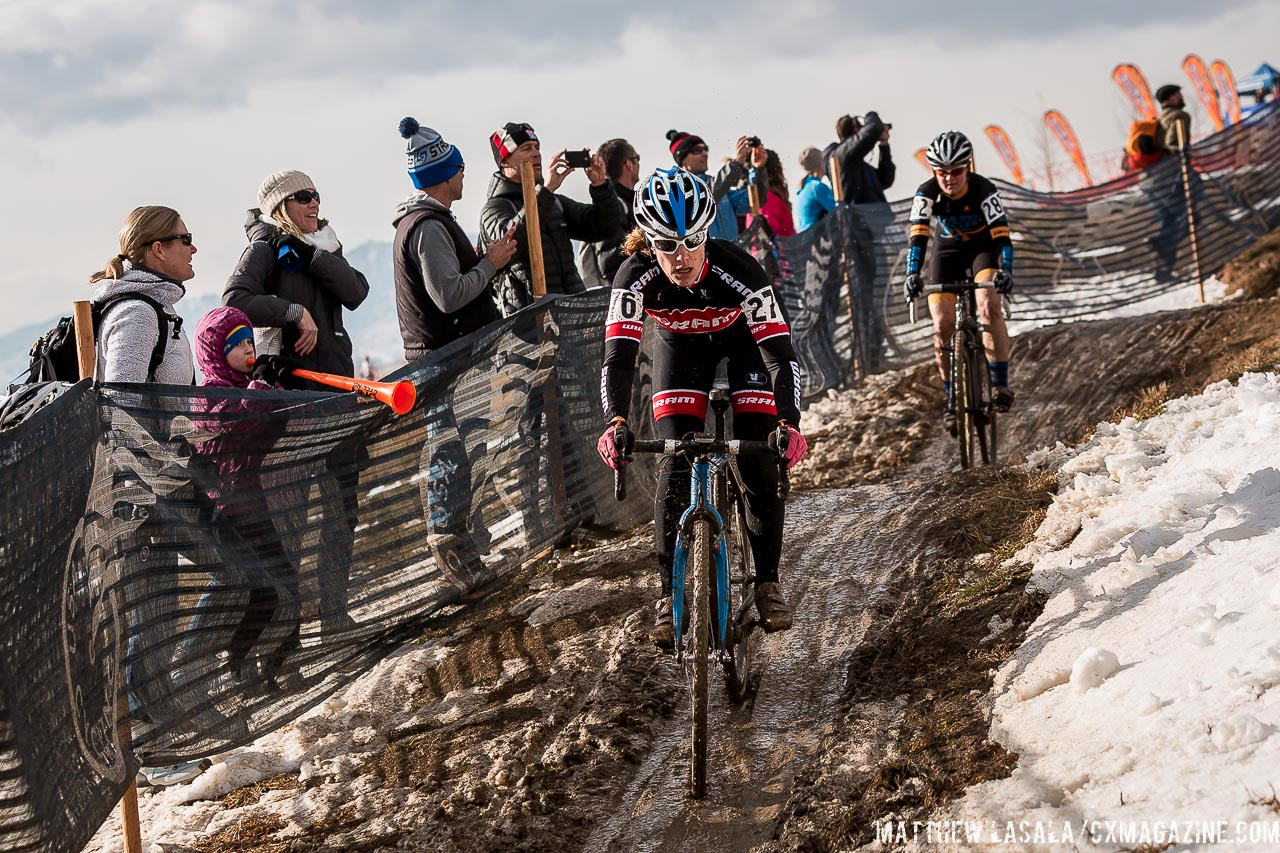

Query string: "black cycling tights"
[650, 331, 785, 596]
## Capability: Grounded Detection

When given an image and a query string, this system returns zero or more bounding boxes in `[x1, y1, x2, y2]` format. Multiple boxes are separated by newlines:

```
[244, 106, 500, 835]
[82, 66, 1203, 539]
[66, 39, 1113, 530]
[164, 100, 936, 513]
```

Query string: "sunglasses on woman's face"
[155, 233, 194, 246]
[935, 167, 967, 178]
[648, 229, 709, 254]
[289, 190, 320, 204]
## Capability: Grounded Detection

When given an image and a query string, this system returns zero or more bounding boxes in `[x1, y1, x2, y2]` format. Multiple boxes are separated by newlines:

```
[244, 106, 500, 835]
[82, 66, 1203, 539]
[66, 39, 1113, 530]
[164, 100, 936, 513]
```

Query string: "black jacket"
[223, 211, 370, 385]
[822, 111, 896, 205]
[479, 173, 625, 315]
[577, 179, 637, 290]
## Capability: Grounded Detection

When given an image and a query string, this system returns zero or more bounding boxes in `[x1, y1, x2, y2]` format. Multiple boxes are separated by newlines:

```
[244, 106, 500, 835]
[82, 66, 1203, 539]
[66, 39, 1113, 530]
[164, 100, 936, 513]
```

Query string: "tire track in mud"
[583, 486, 916, 852]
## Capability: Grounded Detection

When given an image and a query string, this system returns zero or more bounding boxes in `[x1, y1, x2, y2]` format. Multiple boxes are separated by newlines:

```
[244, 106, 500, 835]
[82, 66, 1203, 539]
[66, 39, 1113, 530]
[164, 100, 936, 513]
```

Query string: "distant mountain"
[1, 239, 401, 387]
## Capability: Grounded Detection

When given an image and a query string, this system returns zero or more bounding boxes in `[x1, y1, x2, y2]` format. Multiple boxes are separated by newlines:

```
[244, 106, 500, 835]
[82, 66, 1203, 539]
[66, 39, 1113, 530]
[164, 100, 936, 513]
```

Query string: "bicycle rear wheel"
[722, 489, 755, 702]
[951, 328, 974, 469]
[688, 518, 712, 799]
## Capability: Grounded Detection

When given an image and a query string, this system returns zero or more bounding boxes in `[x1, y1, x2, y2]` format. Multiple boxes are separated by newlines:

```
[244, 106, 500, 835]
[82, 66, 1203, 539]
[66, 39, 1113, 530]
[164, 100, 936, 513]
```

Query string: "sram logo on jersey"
[648, 307, 742, 333]
[605, 290, 644, 341]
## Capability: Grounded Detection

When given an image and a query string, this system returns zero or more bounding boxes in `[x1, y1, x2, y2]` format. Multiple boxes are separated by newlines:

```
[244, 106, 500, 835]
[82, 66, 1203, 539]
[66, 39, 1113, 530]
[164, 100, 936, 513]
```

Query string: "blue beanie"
[400, 117, 465, 190]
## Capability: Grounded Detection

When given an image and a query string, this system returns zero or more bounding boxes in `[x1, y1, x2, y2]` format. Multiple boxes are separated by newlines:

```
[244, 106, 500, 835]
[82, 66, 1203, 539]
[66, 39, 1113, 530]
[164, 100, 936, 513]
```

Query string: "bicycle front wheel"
[951, 327, 974, 469]
[722, 491, 755, 702]
[973, 347, 997, 465]
[688, 518, 712, 799]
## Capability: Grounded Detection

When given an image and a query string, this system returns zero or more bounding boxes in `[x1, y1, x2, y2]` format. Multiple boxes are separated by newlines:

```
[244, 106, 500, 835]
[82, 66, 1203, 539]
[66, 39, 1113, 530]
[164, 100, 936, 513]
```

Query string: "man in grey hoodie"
[393, 118, 516, 361]
[393, 118, 517, 591]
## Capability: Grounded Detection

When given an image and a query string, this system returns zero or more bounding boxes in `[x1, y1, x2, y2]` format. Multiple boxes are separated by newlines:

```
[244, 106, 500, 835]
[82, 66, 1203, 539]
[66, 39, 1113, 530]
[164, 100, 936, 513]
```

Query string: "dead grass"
[220, 773, 300, 810]
[1220, 226, 1280, 299]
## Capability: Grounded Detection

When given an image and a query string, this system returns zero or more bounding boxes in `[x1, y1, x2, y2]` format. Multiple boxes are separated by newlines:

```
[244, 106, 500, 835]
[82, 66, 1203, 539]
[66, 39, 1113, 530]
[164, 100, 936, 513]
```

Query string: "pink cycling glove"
[782, 425, 808, 470]
[598, 426, 626, 470]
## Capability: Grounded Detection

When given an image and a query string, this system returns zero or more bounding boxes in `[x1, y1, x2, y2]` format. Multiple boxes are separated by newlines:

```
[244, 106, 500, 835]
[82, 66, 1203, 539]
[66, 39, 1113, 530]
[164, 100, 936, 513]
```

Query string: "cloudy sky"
[1, 0, 1276, 338]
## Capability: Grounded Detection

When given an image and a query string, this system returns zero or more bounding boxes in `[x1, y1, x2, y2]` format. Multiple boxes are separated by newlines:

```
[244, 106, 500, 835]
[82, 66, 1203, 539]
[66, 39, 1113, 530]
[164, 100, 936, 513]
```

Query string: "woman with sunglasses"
[901, 131, 1016, 435]
[89, 205, 196, 383]
[597, 167, 809, 647]
[224, 170, 369, 389]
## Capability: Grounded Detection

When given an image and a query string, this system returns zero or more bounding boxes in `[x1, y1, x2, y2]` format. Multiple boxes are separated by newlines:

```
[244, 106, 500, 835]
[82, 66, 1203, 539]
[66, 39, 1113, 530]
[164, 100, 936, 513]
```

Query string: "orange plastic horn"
[291, 368, 417, 414]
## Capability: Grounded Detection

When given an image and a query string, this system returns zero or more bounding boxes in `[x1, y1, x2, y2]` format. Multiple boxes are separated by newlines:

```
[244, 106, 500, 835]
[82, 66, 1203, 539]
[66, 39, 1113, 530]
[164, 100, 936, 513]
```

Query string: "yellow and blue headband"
[223, 325, 253, 356]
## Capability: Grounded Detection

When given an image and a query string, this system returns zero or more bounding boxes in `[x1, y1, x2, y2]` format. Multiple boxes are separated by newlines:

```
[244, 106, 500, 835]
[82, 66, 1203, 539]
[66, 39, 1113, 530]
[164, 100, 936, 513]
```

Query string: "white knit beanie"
[257, 170, 315, 215]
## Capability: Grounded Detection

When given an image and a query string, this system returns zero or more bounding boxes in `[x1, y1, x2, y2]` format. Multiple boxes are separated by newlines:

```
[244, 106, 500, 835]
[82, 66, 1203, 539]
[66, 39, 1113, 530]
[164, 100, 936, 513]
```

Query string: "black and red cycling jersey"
[906, 172, 1014, 278]
[600, 239, 803, 426]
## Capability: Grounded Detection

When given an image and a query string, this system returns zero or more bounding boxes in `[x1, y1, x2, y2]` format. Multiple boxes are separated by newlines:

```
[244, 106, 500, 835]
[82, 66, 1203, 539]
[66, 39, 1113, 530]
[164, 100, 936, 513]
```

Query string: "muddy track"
[180, 296, 1280, 853]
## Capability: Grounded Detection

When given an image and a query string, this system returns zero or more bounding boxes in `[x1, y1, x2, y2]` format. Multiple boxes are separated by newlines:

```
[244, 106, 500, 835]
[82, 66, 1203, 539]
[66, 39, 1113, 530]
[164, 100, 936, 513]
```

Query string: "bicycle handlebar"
[612, 429, 791, 502]
[907, 280, 1011, 323]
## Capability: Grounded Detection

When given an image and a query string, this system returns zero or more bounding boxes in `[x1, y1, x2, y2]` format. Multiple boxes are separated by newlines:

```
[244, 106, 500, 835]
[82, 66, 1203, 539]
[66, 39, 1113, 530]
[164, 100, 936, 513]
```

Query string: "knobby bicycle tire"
[968, 336, 992, 465]
[975, 347, 998, 465]
[689, 518, 713, 799]
[723, 485, 755, 702]
[951, 327, 974, 469]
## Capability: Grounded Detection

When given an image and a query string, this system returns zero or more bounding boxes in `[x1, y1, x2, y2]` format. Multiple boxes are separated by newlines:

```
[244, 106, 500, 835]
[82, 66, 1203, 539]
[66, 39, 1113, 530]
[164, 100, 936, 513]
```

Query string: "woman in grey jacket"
[223, 170, 369, 388]
[90, 205, 197, 384]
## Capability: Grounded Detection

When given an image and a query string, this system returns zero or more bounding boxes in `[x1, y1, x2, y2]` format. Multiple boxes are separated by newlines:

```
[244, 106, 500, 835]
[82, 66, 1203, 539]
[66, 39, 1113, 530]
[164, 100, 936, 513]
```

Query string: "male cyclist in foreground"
[597, 167, 808, 648]
[902, 131, 1015, 435]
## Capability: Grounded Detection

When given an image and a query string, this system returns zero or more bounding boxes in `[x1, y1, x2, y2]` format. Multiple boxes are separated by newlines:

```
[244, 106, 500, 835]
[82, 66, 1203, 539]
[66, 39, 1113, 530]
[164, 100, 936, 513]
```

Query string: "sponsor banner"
[1183, 54, 1226, 133]
[984, 125, 1024, 186]
[1043, 109, 1092, 188]
[1112, 63, 1158, 119]
[1211, 60, 1243, 126]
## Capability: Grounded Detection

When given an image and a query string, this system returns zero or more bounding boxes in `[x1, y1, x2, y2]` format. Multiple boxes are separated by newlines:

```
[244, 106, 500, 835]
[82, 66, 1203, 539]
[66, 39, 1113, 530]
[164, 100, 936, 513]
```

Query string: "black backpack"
[17, 294, 171, 387]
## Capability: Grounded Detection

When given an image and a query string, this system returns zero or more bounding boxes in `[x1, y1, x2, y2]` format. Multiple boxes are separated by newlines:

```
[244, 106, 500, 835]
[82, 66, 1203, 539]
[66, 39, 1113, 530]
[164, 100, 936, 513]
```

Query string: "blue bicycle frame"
[671, 454, 732, 659]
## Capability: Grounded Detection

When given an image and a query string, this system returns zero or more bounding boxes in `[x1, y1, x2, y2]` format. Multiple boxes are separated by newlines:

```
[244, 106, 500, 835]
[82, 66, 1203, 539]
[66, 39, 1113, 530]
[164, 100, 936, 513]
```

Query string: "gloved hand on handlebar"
[597, 418, 632, 470]
[772, 422, 808, 470]
[903, 273, 924, 302]
[992, 270, 1014, 295]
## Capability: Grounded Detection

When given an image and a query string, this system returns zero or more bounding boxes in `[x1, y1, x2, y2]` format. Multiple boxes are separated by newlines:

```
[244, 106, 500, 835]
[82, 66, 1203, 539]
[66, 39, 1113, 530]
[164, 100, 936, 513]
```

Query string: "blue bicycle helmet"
[633, 167, 717, 240]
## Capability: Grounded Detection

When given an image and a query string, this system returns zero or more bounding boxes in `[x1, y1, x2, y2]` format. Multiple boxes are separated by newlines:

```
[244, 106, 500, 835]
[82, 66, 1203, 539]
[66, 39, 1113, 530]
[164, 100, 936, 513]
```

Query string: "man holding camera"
[480, 121, 626, 316]
[666, 129, 769, 241]
[822, 112, 895, 204]
[578, 138, 642, 290]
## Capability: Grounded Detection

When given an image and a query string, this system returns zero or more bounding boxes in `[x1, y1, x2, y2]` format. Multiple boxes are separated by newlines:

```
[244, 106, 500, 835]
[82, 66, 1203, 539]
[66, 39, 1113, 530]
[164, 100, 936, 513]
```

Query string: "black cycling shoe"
[942, 406, 958, 437]
[651, 597, 675, 649]
[992, 386, 1014, 413]
[754, 582, 793, 633]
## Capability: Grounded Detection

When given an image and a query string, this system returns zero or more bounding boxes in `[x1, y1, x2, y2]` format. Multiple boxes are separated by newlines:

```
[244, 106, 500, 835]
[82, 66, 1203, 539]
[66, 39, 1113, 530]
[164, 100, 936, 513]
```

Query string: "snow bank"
[937, 372, 1280, 849]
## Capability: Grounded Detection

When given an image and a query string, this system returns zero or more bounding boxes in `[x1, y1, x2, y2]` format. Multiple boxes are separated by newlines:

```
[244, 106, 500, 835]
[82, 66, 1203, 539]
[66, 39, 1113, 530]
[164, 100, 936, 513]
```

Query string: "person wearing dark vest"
[392, 117, 517, 592]
[393, 118, 516, 361]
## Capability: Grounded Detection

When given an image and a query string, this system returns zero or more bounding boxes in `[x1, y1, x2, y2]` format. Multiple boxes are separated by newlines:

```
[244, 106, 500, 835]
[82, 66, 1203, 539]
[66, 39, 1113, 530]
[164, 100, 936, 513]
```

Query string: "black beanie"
[666, 129, 706, 165]
[1155, 84, 1182, 105]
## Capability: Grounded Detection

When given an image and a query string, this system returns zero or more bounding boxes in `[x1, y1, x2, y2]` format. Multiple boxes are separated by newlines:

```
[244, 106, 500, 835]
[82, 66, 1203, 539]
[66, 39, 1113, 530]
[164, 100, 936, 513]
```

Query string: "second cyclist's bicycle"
[911, 279, 1010, 469]
[612, 386, 789, 798]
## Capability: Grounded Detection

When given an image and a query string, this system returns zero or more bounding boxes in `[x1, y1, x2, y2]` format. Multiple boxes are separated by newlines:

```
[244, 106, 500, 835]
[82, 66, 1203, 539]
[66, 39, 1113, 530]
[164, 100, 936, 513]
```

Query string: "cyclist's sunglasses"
[648, 230, 709, 254]
[289, 189, 320, 204]
[155, 233, 194, 246]
[934, 166, 967, 177]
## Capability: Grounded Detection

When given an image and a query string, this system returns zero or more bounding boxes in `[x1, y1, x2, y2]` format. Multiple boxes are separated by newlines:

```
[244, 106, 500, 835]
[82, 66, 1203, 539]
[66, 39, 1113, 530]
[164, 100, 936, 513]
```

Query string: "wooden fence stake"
[1175, 122, 1206, 304]
[519, 161, 547, 298]
[75, 299, 144, 852]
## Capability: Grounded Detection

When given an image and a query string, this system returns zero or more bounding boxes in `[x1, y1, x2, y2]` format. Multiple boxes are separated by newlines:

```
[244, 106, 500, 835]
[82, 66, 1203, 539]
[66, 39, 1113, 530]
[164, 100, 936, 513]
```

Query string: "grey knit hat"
[258, 170, 316, 215]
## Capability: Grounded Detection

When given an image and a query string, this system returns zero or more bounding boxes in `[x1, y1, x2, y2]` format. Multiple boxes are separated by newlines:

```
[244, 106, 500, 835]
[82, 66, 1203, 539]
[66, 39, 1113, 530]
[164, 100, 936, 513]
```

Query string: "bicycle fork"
[671, 461, 731, 662]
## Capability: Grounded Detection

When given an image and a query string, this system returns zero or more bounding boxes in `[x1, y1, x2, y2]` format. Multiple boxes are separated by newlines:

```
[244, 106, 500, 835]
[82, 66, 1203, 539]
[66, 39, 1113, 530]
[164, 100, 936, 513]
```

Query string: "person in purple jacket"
[176, 306, 307, 692]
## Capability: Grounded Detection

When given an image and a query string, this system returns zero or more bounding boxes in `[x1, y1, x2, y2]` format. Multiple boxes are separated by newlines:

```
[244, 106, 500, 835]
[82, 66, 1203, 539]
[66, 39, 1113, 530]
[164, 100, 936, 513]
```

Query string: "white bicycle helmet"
[925, 131, 974, 170]
[634, 167, 716, 239]
[0, 381, 71, 431]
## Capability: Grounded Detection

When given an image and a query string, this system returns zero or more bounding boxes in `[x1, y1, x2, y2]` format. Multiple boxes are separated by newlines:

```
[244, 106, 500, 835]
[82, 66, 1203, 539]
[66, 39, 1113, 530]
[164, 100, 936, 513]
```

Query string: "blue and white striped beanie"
[400, 117, 464, 190]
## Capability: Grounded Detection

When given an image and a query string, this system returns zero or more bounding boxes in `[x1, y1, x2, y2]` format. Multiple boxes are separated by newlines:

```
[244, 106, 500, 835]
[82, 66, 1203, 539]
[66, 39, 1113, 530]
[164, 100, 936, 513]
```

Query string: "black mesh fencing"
[1, 103, 1278, 853]
[743, 101, 1280, 392]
